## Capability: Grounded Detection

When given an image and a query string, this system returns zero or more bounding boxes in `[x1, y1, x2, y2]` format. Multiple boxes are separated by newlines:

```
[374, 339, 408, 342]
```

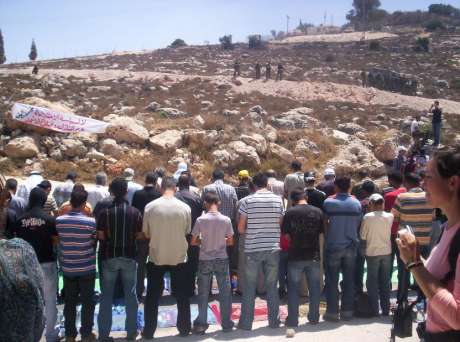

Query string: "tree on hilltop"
[29, 39, 37, 61]
[219, 35, 234, 50]
[169, 39, 187, 48]
[0, 30, 5, 64]
[347, 0, 388, 29]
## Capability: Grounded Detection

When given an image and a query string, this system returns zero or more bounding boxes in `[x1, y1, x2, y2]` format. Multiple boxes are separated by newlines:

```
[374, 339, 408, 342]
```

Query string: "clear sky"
[0, 0, 452, 63]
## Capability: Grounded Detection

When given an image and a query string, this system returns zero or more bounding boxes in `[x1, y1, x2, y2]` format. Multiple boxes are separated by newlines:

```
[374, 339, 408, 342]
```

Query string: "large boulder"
[269, 143, 294, 162]
[294, 139, 320, 158]
[60, 138, 88, 158]
[158, 107, 189, 118]
[270, 107, 319, 129]
[104, 114, 149, 144]
[240, 134, 268, 155]
[72, 132, 98, 147]
[184, 129, 223, 148]
[4, 136, 39, 158]
[227, 141, 261, 166]
[212, 149, 232, 168]
[374, 138, 397, 163]
[100, 138, 123, 158]
[149, 130, 183, 152]
[337, 122, 365, 135]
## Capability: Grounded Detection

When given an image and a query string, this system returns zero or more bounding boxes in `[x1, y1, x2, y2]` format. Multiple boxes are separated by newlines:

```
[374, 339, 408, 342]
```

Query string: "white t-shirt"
[360, 211, 394, 257]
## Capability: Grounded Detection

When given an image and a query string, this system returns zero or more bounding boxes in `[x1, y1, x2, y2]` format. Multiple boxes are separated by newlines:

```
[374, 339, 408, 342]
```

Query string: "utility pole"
[286, 15, 290, 34]
[362, 0, 366, 40]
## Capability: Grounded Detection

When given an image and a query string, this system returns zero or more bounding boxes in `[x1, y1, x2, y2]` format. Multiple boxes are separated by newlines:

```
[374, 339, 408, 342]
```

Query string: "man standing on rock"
[255, 62, 261, 80]
[237, 173, 284, 331]
[429, 100, 442, 146]
[265, 62, 272, 80]
[142, 177, 192, 339]
[233, 59, 241, 78]
[276, 63, 284, 81]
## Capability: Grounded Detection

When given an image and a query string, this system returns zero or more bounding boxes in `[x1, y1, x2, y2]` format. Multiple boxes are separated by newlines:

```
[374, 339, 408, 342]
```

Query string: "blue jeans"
[278, 251, 289, 293]
[433, 122, 441, 146]
[194, 259, 233, 330]
[41, 262, 59, 342]
[325, 246, 357, 316]
[98, 257, 138, 339]
[286, 260, 321, 326]
[366, 254, 391, 315]
[239, 250, 280, 330]
[355, 247, 365, 294]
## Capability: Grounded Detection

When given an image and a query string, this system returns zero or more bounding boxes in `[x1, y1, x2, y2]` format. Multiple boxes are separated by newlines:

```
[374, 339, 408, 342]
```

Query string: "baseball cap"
[304, 171, 316, 182]
[369, 193, 384, 203]
[123, 168, 135, 181]
[238, 170, 249, 179]
[324, 168, 335, 176]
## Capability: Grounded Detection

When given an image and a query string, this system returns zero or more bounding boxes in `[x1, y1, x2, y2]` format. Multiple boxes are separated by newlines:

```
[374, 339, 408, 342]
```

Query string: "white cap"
[123, 168, 135, 181]
[324, 168, 335, 176]
[369, 193, 384, 203]
[397, 146, 408, 152]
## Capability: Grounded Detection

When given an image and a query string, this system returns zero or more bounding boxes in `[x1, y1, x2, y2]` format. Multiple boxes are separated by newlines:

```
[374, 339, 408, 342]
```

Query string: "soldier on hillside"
[233, 59, 241, 78]
[32, 64, 39, 75]
[360, 70, 368, 87]
[276, 63, 284, 81]
[265, 62, 272, 80]
[255, 62, 261, 79]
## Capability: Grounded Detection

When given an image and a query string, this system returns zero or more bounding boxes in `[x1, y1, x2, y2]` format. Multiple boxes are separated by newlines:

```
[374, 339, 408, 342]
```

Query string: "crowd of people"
[0, 144, 460, 342]
[233, 60, 284, 81]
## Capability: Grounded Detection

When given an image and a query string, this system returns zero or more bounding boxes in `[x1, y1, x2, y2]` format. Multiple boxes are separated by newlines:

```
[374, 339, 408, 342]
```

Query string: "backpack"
[437, 225, 460, 285]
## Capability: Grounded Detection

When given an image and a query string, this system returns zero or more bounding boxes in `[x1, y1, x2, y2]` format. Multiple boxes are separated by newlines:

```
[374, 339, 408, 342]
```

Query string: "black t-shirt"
[175, 189, 204, 228]
[305, 188, 326, 210]
[132, 186, 161, 215]
[281, 204, 324, 261]
[13, 207, 57, 263]
[432, 107, 442, 124]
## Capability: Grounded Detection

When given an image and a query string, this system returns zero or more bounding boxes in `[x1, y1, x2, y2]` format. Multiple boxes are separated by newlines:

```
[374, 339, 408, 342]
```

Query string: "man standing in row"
[238, 173, 284, 330]
[142, 177, 192, 339]
[323, 176, 362, 322]
[97, 178, 143, 342]
[284, 160, 305, 209]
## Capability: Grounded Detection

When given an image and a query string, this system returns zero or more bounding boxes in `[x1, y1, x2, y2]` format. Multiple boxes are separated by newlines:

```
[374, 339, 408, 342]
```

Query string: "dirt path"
[3, 67, 460, 114]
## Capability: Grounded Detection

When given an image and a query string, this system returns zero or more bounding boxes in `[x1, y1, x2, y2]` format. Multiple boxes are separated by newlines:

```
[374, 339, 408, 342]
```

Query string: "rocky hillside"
[0, 28, 459, 184]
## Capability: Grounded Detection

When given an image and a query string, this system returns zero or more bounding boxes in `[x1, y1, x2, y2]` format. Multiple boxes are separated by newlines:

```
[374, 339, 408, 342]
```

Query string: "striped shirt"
[391, 188, 434, 246]
[239, 190, 284, 253]
[203, 180, 238, 220]
[43, 195, 58, 216]
[56, 211, 96, 276]
[97, 200, 143, 260]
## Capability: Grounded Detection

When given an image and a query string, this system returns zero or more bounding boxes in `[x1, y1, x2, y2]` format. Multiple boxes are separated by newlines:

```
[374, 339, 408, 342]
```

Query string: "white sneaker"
[286, 328, 295, 338]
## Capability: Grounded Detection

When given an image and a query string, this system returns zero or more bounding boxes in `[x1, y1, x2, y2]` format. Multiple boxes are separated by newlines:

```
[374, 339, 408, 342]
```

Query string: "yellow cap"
[238, 170, 250, 178]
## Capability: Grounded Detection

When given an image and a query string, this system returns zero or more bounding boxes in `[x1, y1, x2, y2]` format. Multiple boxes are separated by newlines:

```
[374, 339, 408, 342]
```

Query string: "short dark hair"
[290, 188, 306, 203]
[252, 172, 268, 188]
[72, 183, 85, 192]
[5, 178, 18, 192]
[387, 171, 403, 185]
[177, 174, 190, 189]
[203, 191, 220, 205]
[291, 160, 302, 171]
[109, 177, 128, 200]
[335, 176, 351, 193]
[434, 100, 439, 105]
[404, 172, 421, 187]
[95, 172, 107, 186]
[66, 171, 78, 181]
[145, 171, 157, 185]
[28, 187, 47, 209]
[161, 177, 177, 191]
[212, 169, 225, 181]
[37, 180, 52, 190]
[70, 190, 88, 208]
[265, 169, 277, 178]
[154, 167, 166, 178]
[361, 180, 375, 195]
[358, 169, 369, 179]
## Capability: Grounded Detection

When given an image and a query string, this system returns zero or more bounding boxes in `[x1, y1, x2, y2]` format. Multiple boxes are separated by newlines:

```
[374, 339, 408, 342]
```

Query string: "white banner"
[11, 103, 109, 133]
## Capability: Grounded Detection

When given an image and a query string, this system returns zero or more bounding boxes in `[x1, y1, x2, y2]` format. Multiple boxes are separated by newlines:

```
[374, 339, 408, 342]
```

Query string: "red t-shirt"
[384, 187, 407, 235]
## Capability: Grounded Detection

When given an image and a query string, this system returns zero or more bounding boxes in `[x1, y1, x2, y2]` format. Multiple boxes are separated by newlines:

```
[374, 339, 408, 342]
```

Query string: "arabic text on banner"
[11, 102, 109, 134]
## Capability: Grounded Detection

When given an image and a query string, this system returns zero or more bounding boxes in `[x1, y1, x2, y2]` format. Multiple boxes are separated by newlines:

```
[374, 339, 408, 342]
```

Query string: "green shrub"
[425, 19, 445, 32]
[169, 39, 187, 48]
[369, 41, 381, 51]
[248, 34, 265, 49]
[219, 35, 234, 50]
[414, 37, 430, 52]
